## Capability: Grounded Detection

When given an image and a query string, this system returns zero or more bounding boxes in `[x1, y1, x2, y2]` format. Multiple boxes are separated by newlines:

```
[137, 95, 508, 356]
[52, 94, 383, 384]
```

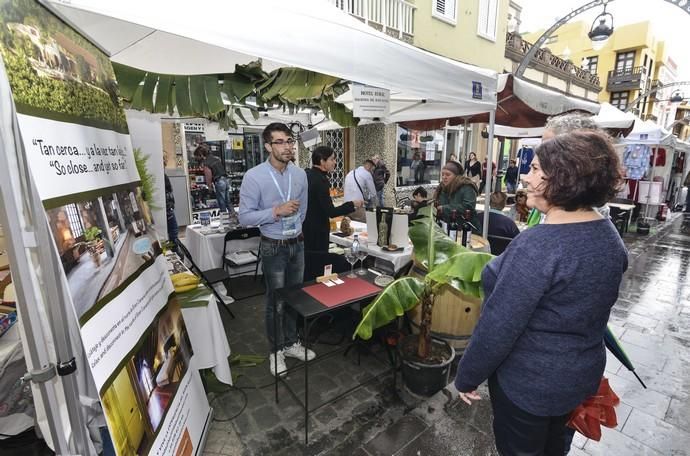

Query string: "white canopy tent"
[592, 102, 637, 130]
[624, 119, 675, 146]
[42, 0, 498, 115]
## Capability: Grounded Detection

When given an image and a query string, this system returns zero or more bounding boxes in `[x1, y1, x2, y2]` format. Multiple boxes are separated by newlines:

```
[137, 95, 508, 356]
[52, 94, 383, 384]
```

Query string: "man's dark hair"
[364, 159, 375, 167]
[536, 130, 623, 211]
[194, 143, 209, 158]
[413, 187, 427, 198]
[311, 146, 335, 166]
[262, 123, 293, 144]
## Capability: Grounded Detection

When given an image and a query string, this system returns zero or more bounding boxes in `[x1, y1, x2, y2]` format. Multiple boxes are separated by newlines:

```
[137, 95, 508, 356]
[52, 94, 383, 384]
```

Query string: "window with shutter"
[477, 0, 499, 41]
[432, 0, 457, 25]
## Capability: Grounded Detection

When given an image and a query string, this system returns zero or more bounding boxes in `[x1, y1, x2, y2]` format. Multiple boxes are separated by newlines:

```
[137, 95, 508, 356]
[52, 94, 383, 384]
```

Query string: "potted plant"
[84, 226, 103, 267]
[353, 206, 493, 396]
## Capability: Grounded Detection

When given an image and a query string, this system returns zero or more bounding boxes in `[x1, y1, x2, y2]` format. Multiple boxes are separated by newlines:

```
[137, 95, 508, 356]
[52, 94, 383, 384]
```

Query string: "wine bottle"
[448, 209, 459, 242]
[461, 209, 472, 247]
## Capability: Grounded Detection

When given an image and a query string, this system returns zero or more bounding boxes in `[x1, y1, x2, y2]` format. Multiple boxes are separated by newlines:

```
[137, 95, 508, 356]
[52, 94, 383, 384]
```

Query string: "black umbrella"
[605, 325, 647, 389]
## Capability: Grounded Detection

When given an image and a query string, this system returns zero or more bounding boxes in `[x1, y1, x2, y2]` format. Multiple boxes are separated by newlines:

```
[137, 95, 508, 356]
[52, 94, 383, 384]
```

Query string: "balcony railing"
[328, 0, 415, 38]
[606, 66, 647, 92]
[504, 32, 601, 92]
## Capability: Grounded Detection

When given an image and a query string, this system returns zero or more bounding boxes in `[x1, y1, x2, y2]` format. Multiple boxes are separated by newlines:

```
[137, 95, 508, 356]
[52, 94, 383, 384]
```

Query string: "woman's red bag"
[566, 377, 620, 441]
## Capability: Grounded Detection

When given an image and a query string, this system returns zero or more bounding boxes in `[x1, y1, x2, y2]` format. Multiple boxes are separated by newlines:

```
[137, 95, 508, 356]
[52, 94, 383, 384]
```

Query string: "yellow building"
[523, 21, 678, 123]
[411, 0, 510, 72]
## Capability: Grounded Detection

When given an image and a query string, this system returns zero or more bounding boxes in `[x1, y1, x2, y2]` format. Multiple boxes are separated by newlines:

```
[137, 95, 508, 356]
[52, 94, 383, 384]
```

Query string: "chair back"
[487, 234, 513, 256]
[175, 239, 200, 273]
[175, 238, 229, 306]
[222, 227, 261, 259]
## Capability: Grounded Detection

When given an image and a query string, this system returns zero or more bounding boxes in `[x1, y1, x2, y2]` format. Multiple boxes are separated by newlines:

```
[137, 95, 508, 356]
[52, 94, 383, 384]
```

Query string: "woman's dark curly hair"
[536, 130, 623, 211]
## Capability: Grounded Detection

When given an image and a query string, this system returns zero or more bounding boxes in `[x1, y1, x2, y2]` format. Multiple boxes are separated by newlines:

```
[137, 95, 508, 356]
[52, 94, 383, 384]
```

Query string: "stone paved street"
[203, 212, 690, 455]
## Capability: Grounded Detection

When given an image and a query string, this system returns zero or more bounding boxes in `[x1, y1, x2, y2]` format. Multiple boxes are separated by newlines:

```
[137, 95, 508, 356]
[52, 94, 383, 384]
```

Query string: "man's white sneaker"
[269, 351, 287, 377]
[283, 341, 316, 361]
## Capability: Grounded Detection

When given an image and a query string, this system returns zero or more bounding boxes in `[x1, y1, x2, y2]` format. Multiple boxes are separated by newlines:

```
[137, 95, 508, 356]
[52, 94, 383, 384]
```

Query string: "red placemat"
[302, 277, 381, 308]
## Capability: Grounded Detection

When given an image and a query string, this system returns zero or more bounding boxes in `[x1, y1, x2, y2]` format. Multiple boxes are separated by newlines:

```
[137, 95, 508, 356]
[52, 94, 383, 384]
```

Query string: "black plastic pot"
[399, 337, 455, 397]
[637, 221, 650, 235]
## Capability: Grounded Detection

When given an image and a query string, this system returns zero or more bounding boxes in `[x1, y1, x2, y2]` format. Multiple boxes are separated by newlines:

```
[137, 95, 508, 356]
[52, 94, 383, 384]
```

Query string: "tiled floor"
[203, 212, 690, 455]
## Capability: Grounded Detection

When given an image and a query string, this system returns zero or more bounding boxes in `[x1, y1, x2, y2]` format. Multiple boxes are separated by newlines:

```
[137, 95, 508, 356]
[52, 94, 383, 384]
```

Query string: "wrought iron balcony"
[504, 32, 601, 93]
[327, 0, 415, 41]
[606, 66, 647, 92]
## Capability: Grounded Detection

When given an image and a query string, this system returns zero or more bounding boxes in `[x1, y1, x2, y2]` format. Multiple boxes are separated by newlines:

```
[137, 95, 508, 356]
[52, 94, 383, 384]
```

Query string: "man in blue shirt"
[239, 123, 315, 377]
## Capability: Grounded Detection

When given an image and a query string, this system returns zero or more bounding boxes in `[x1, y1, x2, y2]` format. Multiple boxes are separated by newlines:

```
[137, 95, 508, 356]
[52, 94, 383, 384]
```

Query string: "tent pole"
[462, 118, 469, 164]
[0, 59, 90, 455]
[482, 110, 495, 239]
[442, 120, 449, 163]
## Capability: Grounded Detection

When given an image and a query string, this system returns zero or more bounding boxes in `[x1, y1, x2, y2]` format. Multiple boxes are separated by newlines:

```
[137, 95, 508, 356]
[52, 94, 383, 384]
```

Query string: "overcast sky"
[517, 0, 690, 80]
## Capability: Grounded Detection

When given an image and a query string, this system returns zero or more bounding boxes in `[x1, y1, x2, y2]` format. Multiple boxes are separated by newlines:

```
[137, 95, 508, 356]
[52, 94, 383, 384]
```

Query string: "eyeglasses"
[269, 139, 296, 146]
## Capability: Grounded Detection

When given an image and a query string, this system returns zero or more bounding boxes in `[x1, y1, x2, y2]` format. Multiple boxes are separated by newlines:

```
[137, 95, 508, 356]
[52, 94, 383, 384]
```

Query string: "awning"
[400, 74, 600, 132]
[42, 0, 498, 115]
[592, 103, 636, 137]
[624, 119, 675, 146]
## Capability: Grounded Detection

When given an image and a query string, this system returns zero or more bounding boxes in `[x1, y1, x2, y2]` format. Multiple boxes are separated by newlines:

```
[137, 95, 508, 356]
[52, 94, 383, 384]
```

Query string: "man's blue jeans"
[376, 189, 385, 208]
[215, 177, 229, 212]
[261, 239, 304, 352]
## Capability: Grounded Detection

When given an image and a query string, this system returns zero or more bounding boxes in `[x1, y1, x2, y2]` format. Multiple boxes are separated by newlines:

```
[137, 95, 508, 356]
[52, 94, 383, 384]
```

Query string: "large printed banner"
[0, 1, 211, 454]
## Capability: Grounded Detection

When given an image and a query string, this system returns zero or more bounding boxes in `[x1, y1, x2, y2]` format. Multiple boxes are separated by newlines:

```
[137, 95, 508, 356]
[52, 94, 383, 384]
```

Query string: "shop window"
[477, 0, 499, 41]
[610, 91, 629, 111]
[397, 126, 446, 186]
[433, 0, 457, 25]
[65, 203, 84, 238]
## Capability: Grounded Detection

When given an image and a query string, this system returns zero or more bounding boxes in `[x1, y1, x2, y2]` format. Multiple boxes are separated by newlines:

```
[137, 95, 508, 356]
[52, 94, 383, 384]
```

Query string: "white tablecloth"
[180, 289, 233, 385]
[329, 221, 413, 272]
[183, 226, 260, 271]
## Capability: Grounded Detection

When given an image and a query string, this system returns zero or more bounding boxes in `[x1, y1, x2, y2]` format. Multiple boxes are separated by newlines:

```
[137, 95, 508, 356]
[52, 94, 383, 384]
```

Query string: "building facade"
[523, 21, 678, 125]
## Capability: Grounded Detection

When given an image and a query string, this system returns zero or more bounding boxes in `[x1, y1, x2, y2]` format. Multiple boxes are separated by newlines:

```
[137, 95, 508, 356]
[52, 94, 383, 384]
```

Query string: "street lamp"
[670, 90, 684, 103]
[515, 0, 615, 78]
[588, 3, 614, 50]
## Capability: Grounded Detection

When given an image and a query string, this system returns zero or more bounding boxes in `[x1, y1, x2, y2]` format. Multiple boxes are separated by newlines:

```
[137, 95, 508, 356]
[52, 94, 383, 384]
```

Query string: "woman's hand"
[458, 390, 481, 405]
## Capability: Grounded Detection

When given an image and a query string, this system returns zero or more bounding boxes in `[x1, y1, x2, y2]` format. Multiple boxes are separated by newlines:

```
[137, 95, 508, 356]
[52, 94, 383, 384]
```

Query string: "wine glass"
[356, 250, 368, 275]
[344, 248, 358, 278]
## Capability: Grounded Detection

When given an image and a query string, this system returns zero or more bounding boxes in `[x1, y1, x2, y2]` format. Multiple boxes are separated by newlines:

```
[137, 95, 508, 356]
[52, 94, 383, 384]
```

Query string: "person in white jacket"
[344, 159, 377, 221]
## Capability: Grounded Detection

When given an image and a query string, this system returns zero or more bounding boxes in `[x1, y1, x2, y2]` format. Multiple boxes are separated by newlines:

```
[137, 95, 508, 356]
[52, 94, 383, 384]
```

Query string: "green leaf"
[189, 75, 206, 114]
[140, 72, 157, 112]
[426, 251, 494, 298]
[204, 76, 224, 115]
[113, 62, 146, 100]
[408, 207, 464, 269]
[235, 108, 249, 125]
[154, 75, 173, 114]
[175, 77, 193, 116]
[353, 277, 426, 340]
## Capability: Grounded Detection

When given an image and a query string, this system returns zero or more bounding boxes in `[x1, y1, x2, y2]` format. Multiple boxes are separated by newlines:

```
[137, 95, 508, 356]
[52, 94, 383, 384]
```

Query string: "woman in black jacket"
[304, 146, 364, 252]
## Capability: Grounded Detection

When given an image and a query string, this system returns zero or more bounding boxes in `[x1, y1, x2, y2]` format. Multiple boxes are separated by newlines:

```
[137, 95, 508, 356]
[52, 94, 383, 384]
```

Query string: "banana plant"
[353, 206, 494, 360]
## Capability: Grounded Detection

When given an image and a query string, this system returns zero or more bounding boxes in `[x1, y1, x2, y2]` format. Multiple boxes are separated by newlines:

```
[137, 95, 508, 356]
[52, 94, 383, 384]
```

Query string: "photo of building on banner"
[0, 1, 211, 454]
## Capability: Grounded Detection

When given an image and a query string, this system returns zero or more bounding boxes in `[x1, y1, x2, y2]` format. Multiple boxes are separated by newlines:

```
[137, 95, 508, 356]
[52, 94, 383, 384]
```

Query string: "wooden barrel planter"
[407, 234, 488, 354]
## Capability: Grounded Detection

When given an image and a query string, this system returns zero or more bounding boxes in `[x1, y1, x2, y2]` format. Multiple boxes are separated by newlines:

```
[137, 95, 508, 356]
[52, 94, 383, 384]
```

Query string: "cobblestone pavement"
[203, 213, 690, 455]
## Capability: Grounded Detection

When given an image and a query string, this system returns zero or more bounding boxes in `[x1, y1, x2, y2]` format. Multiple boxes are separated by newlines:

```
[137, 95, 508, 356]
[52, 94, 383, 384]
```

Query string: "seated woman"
[433, 161, 480, 229]
[304, 146, 364, 253]
[509, 190, 529, 223]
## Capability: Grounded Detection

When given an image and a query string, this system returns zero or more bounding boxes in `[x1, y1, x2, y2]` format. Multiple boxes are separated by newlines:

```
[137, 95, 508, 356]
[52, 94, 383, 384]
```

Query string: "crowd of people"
[180, 113, 659, 455]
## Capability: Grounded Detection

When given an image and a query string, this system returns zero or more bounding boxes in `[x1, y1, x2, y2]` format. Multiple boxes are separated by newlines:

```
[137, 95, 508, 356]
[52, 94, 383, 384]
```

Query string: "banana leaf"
[154, 75, 173, 114]
[204, 76, 225, 115]
[426, 251, 493, 298]
[408, 206, 464, 269]
[139, 72, 157, 112]
[353, 276, 426, 340]
[112, 62, 146, 100]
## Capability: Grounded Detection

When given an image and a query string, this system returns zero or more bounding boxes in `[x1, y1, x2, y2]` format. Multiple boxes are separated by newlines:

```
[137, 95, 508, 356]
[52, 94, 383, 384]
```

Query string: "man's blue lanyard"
[269, 168, 291, 203]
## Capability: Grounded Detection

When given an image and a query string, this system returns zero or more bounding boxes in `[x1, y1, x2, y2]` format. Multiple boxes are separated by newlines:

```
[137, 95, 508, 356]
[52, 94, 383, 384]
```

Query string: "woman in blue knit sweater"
[454, 130, 627, 455]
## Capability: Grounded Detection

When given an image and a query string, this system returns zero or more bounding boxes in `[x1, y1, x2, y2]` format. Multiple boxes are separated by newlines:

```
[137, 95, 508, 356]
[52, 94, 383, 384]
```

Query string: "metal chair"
[221, 227, 263, 300]
[175, 239, 235, 319]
